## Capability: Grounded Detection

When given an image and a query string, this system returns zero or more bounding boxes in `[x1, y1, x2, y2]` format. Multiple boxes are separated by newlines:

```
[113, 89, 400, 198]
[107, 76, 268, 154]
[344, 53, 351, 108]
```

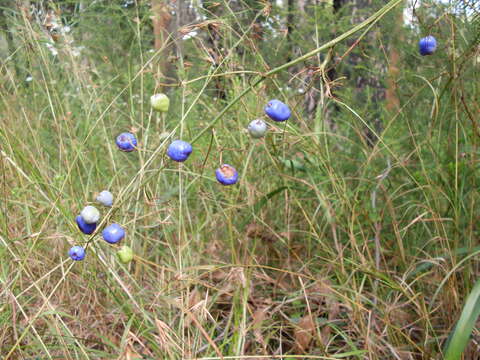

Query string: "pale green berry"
[247, 119, 267, 138]
[117, 245, 134, 264]
[96, 190, 113, 207]
[150, 93, 170, 112]
[80, 205, 100, 224]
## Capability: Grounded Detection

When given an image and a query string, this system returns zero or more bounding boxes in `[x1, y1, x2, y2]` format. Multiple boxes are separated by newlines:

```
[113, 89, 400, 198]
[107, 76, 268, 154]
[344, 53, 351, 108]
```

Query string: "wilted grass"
[1, 0, 480, 359]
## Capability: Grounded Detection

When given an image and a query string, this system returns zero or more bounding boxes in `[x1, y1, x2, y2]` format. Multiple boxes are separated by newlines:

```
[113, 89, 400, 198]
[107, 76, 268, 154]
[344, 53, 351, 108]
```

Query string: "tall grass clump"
[1, 0, 479, 358]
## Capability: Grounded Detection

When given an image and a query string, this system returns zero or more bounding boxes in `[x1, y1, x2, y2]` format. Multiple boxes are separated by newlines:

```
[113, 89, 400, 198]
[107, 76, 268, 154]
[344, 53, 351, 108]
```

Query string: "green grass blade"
[444, 278, 480, 360]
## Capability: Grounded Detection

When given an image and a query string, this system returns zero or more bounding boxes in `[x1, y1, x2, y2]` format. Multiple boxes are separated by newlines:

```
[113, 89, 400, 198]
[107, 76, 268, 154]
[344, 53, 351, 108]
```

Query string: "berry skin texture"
[80, 205, 100, 224]
[264, 99, 291, 122]
[69, 246, 86, 261]
[117, 245, 134, 264]
[116, 132, 137, 152]
[419, 36, 437, 56]
[150, 93, 170, 112]
[215, 164, 238, 186]
[102, 223, 126, 244]
[96, 190, 113, 207]
[247, 119, 267, 139]
[76, 215, 97, 235]
[167, 140, 193, 162]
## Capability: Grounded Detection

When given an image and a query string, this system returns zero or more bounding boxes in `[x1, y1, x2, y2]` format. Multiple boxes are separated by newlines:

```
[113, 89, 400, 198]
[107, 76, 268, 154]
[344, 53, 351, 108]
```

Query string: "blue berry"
[102, 223, 126, 244]
[167, 140, 193, 162]
[96, 190, 113, 207]
[69, 245, 86, 261]
[215, 164, 238, 186]
[264, 99, 291, 122]
[247, 119, 267, 138]
[419, 36, 437, 56]
[76, 215, 97, 235]
[116, 132, 137, 152]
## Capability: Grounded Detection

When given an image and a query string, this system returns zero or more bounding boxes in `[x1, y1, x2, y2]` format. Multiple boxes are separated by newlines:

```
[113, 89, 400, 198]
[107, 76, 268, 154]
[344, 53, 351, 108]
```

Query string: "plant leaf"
[444, 277, 480, 360]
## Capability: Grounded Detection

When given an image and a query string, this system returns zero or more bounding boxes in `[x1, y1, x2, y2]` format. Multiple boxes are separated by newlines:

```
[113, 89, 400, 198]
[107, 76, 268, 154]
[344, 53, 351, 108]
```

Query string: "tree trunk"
[333, 0, 387, 147]
[151, 0, 172, 86]
[333, 0, 348, 13]
[286, 0, 295, 62]
[170, 1, 198, 75]
[0, 0, 19, 79]
[386, 7, 403, 112]
[201, 0, 227, 99]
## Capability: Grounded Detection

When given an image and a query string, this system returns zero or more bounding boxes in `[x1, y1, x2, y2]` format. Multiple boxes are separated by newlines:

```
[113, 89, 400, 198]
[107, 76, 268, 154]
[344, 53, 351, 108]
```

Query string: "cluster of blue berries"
[69, 191, 132, 263]
[113, 95, 291, 187]
[247, 99, 291, 139]
[68, 34, 436, 263]
[69, 94, 292, 261]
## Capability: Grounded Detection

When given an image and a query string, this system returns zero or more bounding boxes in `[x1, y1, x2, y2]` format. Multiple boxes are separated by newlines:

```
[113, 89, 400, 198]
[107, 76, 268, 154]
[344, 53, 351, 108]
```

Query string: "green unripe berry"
[117, 245, 134, 264]
[150, 93, 170, 112]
